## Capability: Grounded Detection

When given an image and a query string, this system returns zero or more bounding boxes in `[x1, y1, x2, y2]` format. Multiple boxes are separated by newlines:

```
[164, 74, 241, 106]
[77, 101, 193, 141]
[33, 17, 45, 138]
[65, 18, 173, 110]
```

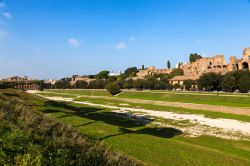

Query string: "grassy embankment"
[0, 89, 141, 166]
[3, 89, 250, 165]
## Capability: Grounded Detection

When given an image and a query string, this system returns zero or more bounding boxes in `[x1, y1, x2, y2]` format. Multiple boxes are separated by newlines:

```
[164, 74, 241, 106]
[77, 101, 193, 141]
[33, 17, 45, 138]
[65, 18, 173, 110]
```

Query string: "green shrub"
[183, 79, 196, 91]
[105, 82, 121, 95]
[222, 74, 236, 92]
[238, 76, 250, 93]
[197, 72, 223, 91]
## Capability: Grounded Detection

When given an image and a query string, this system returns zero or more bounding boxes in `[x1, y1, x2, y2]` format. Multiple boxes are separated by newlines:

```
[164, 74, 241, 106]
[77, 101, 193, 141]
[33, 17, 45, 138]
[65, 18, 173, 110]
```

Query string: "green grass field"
[48, 89, 111, 96]
[118, 91, 250, 108]
[1, 89, 250, 165]
[37, 91, 250, 123]
[46, 89, 250, 108]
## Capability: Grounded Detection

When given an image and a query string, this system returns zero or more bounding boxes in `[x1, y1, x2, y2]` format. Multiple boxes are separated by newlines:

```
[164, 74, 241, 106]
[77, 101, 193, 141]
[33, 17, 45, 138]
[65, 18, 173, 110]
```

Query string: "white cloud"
[68, 38, 80, 47]
[0, 29, 7, 39]
[0, 2, 6, 9]
[116, 41, 127, 50]
[129, 36, 136, 42]
[2, 12, 12, 19]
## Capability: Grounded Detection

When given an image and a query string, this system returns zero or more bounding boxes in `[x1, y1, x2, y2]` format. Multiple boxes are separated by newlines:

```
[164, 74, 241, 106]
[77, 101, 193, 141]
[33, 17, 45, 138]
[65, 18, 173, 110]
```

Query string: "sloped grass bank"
[0, 94, 141, 166]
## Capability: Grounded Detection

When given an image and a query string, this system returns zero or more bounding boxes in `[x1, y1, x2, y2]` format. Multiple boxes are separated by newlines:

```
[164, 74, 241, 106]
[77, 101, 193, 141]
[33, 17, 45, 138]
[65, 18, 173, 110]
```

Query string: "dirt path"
[80, 95, 250, 116]
[41, 96, 250, 139]
[28, 90, 250, 116]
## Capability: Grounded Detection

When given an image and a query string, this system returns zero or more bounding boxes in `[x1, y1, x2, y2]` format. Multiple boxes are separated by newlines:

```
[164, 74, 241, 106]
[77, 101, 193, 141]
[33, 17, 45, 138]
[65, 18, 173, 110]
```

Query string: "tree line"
[182, 70, 250, 93]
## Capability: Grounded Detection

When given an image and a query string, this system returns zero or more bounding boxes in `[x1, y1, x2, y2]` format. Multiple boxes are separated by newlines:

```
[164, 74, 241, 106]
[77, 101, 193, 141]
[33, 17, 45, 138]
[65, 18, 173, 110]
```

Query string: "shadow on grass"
[100, 127, 182, 140]
[43, 100, 183, 140]
[74, 121, 96, 127]
[3, 92, 20, 97]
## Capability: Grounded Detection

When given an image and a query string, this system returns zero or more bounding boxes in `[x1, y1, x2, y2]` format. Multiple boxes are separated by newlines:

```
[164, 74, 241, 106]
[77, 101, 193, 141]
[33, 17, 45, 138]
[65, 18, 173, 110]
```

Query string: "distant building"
[136, 66, 173, 78]
[109, 71, 121, 77]
[44, 79, 57, 85]
[169, 75, 199, 86]
[70, 75, 95, 85]
[15, 84, 39, 90]
[2, 76, 31, 82]
[0, 76, 40, 90]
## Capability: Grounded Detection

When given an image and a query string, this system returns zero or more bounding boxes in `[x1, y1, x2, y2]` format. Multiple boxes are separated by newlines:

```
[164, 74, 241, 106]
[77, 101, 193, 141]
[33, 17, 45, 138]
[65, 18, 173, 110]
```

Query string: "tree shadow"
[100, 127, 182, 140]
[135, 127, 182, 138]
[43, 100, 153, 128]
[43, 100, 182, 140]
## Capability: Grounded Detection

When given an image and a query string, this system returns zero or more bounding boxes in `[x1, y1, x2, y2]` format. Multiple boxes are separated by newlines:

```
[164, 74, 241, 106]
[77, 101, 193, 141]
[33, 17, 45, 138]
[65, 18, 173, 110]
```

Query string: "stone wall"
[136, 66, 173, 78]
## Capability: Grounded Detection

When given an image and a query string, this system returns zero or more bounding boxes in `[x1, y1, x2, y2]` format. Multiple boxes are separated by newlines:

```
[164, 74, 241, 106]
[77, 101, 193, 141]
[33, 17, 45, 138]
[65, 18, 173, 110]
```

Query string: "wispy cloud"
[0, 29, 7, 39]
[2, 12, 12, 19]
[129, 36, 136, 42]
[0, 2, 6, 9]
[68, 38, 80, 47]
[116, 41, 127, 50]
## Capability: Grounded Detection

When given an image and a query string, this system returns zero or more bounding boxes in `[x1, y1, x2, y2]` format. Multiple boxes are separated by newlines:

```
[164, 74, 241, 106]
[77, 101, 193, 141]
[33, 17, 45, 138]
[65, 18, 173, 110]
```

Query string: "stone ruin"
[136, 66, 173, 78]
[181, 47, 250, 77]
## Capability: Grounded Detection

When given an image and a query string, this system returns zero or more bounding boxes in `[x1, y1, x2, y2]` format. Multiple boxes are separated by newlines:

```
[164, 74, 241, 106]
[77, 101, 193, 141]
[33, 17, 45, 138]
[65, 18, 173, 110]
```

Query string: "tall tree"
[222, 74, 236, 92]
[189, 53, 202, 63]
[167, 60, 171, 69]
[142, 64, 145, 70]
[124, 67, 138, 77]
[96, 70, 110, 79]
[197, 72, 223, 91]
[169, 68, 184, 78]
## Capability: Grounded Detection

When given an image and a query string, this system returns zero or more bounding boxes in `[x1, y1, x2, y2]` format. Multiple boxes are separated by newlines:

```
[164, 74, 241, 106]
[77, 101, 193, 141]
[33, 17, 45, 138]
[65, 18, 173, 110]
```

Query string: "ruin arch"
[242, 62, 249, 70]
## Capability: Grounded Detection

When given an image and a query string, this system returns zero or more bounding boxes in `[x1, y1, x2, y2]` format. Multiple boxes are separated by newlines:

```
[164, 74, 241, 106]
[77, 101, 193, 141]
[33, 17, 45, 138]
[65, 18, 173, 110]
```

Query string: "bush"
[75, 80, 88, 89]
[197, 72, 223, 91]
[133, 79, 145, 90]
[238, 76, 250, 93]
[54, 80, 71, 89]
[169, 68, 184, 78]
[222, 74, 236, 92]
[88, 80, 106, 89]
[153, 81, 168, 90]
[183, 80, 196, 91]
[123, 79, 134, 89]
[105, 82, 121, 95]
[124, 67, 138, 77]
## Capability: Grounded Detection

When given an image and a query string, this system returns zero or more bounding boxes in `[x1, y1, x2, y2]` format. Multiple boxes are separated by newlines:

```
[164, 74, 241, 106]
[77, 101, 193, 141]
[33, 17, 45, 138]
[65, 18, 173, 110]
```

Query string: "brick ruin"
[136, 66, 173, 78]
[70, 75, 95, 85]
[170, 47, 250, 85]
[181, 47, 250, 77]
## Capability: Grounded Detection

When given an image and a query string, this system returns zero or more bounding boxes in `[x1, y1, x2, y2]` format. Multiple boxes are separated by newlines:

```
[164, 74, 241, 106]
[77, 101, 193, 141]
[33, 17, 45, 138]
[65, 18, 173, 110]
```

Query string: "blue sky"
[0, 0, 250, 79]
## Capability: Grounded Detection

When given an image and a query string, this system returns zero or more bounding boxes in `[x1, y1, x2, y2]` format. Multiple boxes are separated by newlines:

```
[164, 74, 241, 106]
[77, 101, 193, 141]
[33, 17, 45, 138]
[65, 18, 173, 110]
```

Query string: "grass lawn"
[44, 89, 250, 108]
[48, 89, 111, 96]
[1, 89, 250, 165]
[37, 91, 250, 123]
[147, 90, 250, 96]
[117, 91, 250, 108]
